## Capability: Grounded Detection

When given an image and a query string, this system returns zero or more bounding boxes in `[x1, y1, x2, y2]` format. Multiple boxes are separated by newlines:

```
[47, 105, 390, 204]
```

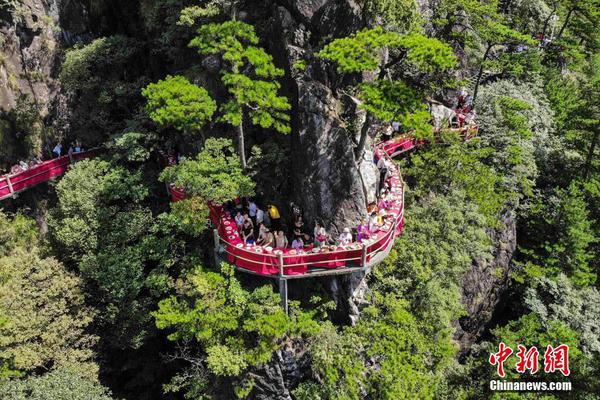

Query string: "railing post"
[361, 243, 367, 268]
[278, 252, 284, 277]
[277, 252, 288, 314]
[213, 229, 220, 268]
[278, 278, 288, 315]
[6, 176, 14, 196]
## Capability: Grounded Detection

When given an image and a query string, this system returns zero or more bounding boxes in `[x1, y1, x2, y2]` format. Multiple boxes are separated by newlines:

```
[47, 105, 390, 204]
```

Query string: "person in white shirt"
[339, 228, 353, 246]
[248, 200, 257, 226]
[368, 212, 380, 233]
[234, 211, 245, 230]
[275, 231, 288, 249]
[256, 207, 265, 225]
[52, 143, 62, 157]
[314, 222, 328, 247]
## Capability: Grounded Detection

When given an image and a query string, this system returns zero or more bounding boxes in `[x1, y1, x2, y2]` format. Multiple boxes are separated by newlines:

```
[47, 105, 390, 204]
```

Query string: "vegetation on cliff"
[0, 0, 598, 399]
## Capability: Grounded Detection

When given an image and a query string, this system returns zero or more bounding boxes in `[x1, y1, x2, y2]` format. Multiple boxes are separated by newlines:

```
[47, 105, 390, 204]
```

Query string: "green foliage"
[318, 27, 405, 73]
[59, 35, 147, 143]
[189, 21, 290, 131]
[153, 263, 310, 397]
[142, 75, 216, 136]
[374, 191, 492, 348]
[404, 139, 509, 223]
[0, 213, 98, 379]
[160, 138, 255, 235]
[305, 295, 449, 399]
[49, 159, 174, 349]
[476, 80, 555, 200]
[61, 36, 143, 91]
[0, 369, 114, 400]
[519, 183, 597, 286]
[361, 0, 421, 32]
[396, 33, 458, 73]
[319, 29, 456, 74]
[359, 80, 433, 138]
[525, 274, 600, 355]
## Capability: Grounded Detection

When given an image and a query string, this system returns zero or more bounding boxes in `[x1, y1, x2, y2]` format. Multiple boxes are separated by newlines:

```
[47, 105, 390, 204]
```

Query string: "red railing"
[0, 150, 96, 201]
[170, 141, 406, 277]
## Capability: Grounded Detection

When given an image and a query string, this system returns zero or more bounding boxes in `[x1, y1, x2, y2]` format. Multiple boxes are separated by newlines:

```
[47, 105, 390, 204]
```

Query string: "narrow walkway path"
[0, 150, 95, 201]
[170, 127, 477, 278]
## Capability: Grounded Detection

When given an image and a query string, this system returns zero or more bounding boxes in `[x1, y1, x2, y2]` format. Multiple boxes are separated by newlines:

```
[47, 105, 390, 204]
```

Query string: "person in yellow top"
[267, 204, 281, 230]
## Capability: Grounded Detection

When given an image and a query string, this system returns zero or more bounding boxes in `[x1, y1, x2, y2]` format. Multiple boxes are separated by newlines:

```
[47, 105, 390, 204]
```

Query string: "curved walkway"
[170, 127, 477, 278]
[0, 128, 475, 279]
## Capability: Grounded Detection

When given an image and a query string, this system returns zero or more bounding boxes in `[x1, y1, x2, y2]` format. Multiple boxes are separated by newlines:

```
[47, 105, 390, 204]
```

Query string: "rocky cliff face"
[0, 0, 61, 113]
[456, 212, 517, 351]
[260, 0, 376, 236]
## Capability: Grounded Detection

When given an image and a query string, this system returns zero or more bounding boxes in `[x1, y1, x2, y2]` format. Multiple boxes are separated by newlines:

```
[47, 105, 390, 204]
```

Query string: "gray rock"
[455, 212, 517, 351]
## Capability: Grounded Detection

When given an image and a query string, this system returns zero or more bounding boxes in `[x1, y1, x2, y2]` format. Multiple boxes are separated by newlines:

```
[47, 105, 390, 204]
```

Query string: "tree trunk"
[556, 8, 575, 40]
[583, 129, 599, 179]
[238, 123, 247, 169]
[472, 44, 493, 107]
[541, 4, 557, 39]
[355, 112, 372, 161]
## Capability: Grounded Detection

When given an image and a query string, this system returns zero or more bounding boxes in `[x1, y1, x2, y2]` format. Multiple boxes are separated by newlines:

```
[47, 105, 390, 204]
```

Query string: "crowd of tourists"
[225, 182, 396, 252]
[2, 141, 85, 177]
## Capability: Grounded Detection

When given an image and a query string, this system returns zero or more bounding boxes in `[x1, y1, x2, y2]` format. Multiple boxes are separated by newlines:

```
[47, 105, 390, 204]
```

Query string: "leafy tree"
[430, 0, 535, 103]
[49, 159, 174, 349]
[525, 274, 600, 355]
[160, 137, 255, 235]
[153, 263, 321, 398]
[373, 191, 492, 353]
[318, 27, 457, 159]
[519, 183, 597, 286]
[404, 137, 508, 224]
[0, 369, 114, 400]
[362, 0, 421, 32]
[142, 75, 216, 141]
[189, 20, 291, 168]
[476, 80, 555, 199]
[0, 213, 98, 379]
[59, 35, 147, 144]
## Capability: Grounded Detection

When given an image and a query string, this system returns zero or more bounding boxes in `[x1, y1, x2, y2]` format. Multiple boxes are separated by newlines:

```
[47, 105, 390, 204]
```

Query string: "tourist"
[267, 204, 281, 230]
[275, 231, 288, 249]
[291, 237, 304, 251]
[255, 222, 268, 245]
[234, 211, 245, 230]
[68, 143, 74, 162]
[368, 212, 380, 233]
[263, 228, 275, 248]
[293, 216, 304, 240]
[52, 143, 62, 157]
[357, 219, 370, 241]
[377, 195, 389, 211]
[234, 197, 243, 212]
[74, 141, 82, 153]
[339, 228, 353, 246]
[242, 219, 254, 244]
[256, 206, 265, 226]
[18, 160, 29, 171]
[376, 156, 388, 196]
[248, 200, 257, 227]
[314, 222, 328, 247]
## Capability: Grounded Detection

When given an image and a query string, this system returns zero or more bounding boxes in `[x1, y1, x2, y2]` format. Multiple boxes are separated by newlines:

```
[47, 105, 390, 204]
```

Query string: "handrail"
[0, 150, 97, 199]
[172, 131, 414, 277]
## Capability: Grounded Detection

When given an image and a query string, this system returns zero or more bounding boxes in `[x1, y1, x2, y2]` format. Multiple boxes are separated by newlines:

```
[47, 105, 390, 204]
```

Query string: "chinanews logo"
[487, 342, 572, 392]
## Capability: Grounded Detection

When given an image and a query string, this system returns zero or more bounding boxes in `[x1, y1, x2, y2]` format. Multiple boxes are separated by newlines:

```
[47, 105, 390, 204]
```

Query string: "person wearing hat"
[339, 228, 353, 246]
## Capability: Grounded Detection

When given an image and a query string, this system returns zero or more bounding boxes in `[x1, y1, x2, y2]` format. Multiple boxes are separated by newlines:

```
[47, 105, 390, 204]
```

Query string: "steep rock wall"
[261, 0, 374, 236]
